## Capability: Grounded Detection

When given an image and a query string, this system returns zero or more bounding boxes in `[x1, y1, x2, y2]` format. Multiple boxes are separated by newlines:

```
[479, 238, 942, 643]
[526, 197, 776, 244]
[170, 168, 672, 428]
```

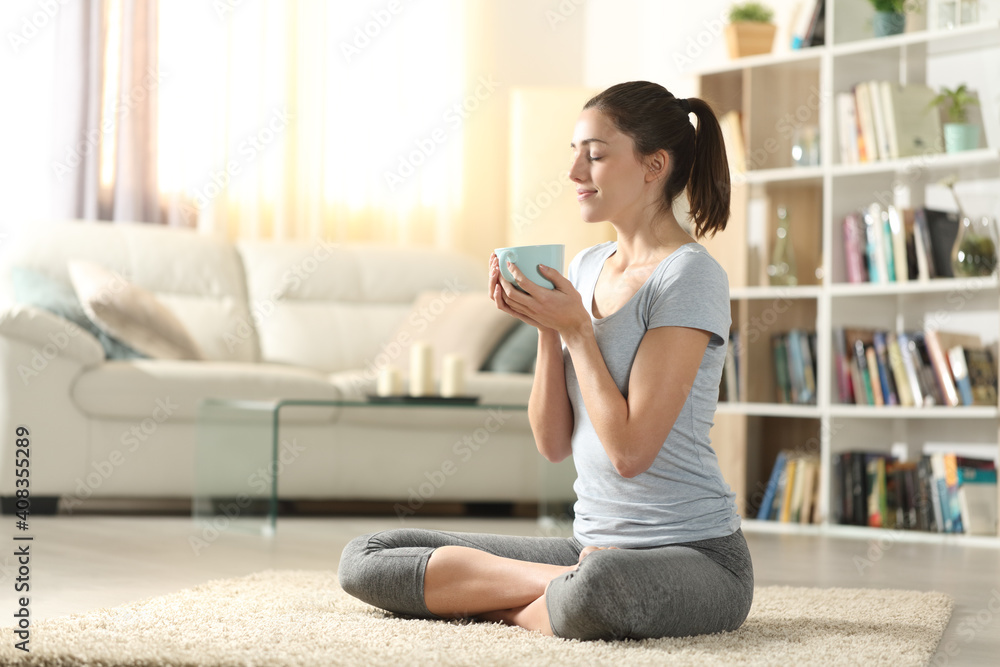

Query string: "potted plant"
[725, 2, 776, 59]
[869, 0, 906, 36]
[929, 84, 981, 153]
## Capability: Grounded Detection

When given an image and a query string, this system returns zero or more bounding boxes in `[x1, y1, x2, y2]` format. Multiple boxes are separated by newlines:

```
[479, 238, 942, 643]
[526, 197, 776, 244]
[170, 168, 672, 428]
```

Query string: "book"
[866, 455, 889, 528]
[779, 458, 799, 522]
[866, 346, 884, 406]
[772, 334, 792, 404]
[872, 331, 898, 406]
[842, 212, 868, 283]
[804, 0, 825, 47]
[886, 332, 915, 406]
[864, 203, 890, 283]
[922, 207, 961, 278]
[948, 345, 974, 406]
[836, 93, 860, 165]
[897, 332, 928, 406]
[854, 82, 879, 162]
[883, 83, 944, 157]
[887, 205, 908, 283]
[869, 80, 890, 164]
[911, 208, 934, 280]
[965, 347, 998, 406]
[834, 327, 854, 404]
[719, 110, 746, 175]
[758, 450, 789, 520]
[845, 329, 875, 405]
[923, 329, 960, 407]
[798, 457, 819, 524]
[879, 81, 900, 160]
[918, 455, 939, 532]
[959, 484, 998, 536]
[910, 332, 943, 405]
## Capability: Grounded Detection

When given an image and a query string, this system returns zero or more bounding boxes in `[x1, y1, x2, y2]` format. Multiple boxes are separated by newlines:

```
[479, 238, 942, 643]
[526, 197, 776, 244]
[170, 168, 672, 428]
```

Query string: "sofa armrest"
[0, 303, 104, 368]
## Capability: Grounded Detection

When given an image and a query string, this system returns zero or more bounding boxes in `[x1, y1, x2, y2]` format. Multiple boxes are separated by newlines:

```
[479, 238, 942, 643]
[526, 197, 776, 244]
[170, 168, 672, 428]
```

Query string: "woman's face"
[569, 108, 658, 224]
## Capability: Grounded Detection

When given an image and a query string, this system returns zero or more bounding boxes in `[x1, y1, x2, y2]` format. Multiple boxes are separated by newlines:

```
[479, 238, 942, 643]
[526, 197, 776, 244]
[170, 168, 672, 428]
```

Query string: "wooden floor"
[5, 515, 999, 664]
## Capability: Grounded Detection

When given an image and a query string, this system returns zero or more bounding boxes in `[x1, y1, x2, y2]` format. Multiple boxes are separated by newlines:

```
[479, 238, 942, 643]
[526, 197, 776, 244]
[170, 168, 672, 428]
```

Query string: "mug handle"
[497, 249, 519, 282]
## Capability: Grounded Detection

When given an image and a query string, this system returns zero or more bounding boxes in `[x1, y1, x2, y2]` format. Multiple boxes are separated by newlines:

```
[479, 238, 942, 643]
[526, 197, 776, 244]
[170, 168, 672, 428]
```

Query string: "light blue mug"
[495, 244, 565, 291]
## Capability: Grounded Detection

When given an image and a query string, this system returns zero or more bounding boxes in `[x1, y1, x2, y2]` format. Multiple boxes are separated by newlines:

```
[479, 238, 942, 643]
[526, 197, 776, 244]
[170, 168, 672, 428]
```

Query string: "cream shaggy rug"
[1, 570, 952, 666]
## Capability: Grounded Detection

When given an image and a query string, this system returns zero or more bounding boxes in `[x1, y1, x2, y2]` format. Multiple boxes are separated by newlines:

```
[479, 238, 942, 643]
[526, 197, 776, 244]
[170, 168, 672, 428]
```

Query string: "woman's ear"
[644, 149, 670, 183]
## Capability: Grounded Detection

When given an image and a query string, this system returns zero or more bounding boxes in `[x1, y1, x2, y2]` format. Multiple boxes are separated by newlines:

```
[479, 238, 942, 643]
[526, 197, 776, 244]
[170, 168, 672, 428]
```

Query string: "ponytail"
[583, 82, 730, 239]
[685, 97, 730, 238]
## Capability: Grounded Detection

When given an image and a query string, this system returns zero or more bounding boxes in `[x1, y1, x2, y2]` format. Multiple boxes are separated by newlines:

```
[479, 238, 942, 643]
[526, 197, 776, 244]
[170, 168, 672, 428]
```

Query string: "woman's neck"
[610, 211, 693, 266]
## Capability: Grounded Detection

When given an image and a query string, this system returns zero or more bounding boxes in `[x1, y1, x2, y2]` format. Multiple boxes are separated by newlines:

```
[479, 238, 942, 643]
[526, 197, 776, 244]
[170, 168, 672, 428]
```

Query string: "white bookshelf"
[695, 2, 1000, 544]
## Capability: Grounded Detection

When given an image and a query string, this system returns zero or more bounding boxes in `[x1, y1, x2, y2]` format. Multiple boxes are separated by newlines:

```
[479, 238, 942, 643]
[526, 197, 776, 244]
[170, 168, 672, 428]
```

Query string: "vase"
[951, 216, 998, 278]
[767, 206, 798, 286]
[873, 11, 905, 37]
[943, 123, 980, 153]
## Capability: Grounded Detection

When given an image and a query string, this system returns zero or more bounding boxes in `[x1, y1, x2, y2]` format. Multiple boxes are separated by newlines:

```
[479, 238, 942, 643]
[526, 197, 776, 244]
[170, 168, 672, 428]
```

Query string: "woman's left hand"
[496, 260, 589, 338]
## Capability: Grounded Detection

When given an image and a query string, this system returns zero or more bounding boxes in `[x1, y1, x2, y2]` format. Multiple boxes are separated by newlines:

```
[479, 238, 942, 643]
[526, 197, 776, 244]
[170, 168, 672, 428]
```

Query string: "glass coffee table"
[193, 397, 576, 537]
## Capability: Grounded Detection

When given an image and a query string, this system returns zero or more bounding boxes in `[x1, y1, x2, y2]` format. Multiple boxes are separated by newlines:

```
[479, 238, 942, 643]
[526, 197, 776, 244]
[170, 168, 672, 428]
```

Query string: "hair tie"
[678, 97, 691, 114]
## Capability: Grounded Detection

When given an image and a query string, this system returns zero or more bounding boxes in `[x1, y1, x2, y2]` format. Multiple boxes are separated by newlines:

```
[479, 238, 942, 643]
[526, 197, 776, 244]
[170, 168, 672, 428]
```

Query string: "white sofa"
[0, 222, 569, 511]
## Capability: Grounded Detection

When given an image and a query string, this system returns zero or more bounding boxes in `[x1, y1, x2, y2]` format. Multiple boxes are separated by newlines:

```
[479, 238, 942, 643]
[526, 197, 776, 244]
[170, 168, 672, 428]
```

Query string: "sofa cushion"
[72, 360, 342, 421]
[480, 321, 538, 373]
[237, 241, 485, 372]
[0, 221, 261, 363]
[385, 291, 519, 376]
[68, 260, 204, 361]
[10, 266, 146, 360]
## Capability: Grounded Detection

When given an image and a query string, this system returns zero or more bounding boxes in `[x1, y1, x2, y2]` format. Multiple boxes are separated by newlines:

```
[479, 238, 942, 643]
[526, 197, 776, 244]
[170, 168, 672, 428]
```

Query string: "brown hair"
[583, 81, 730, 238]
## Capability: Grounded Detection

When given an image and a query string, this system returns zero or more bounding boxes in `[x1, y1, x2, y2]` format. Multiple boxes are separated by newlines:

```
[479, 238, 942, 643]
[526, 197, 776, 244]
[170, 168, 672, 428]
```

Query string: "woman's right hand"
[489, 252, 548, 331]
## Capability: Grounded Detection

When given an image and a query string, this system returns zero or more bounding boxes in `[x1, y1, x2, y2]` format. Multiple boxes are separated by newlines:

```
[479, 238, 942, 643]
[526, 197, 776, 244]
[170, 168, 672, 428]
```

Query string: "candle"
[409, 342, 434, 397]
[440, 354, 465, 398]
[376, 366, 402, 397]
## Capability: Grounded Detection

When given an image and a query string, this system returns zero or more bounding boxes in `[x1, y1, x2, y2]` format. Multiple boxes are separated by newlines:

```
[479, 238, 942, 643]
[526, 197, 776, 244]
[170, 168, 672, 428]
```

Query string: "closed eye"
[589, 155, 603, 162]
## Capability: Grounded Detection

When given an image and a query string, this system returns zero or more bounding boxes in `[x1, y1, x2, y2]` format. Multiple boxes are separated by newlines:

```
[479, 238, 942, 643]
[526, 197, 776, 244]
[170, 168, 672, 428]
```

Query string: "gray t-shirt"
[564, 241, 739, 547]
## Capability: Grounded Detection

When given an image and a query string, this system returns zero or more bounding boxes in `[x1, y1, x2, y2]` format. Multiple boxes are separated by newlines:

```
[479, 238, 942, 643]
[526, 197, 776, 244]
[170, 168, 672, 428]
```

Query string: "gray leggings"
[338, 527, 754, 641]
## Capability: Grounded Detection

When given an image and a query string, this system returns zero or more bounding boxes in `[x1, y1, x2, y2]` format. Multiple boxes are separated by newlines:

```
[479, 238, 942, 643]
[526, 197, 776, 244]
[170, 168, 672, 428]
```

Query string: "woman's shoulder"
[656, 243, 728, 284]
[567, 241, 616, 282]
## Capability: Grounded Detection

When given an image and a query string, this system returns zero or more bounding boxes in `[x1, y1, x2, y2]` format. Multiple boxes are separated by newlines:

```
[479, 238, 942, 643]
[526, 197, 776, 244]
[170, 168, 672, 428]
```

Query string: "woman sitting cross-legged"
[338, 80, 753, 641]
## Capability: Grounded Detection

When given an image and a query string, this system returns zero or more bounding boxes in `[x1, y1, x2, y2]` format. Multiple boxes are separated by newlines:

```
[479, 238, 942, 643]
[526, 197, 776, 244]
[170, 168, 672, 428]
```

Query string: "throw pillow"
[10, 266, 146, 360]
[480, 321, 538, 373]
[67, 260, 204, 361]
[384, 291, 519, 375]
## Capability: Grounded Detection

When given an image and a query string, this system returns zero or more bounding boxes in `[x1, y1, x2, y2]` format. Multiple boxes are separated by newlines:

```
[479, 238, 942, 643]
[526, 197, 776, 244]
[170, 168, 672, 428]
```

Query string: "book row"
[757, 451, 820, 524]
[835, 327, 997, 408]
[719, 330, 818, 405]
[832, 451, 997, 536]
[836, 80, 953, 165]
[842, 203, 970, 284]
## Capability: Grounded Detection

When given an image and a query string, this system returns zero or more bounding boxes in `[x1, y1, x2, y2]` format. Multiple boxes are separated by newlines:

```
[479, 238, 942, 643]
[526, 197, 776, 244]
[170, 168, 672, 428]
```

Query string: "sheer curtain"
[51, 0, 161, 223]
[157, 0, 465, 246]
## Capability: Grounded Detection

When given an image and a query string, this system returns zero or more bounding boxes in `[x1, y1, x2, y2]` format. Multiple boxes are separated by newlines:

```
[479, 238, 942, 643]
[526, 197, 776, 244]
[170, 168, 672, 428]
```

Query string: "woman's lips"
[577, 189, 596, 201]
